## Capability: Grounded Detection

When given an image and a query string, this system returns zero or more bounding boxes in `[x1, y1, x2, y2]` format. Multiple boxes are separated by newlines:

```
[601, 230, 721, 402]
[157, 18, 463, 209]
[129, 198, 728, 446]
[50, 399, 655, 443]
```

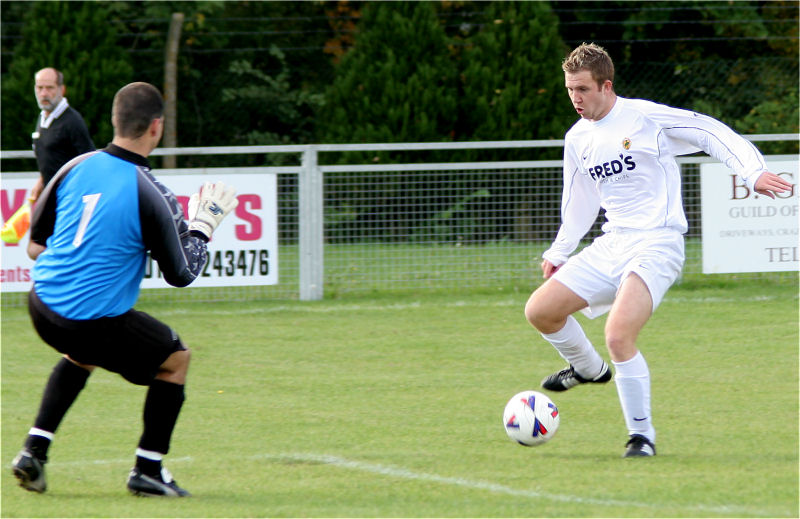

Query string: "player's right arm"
[28, 153, 94, 260]
[541, 137, 600, 275]
[28, 187, 55, 260]
[27, 241, 46, 260]
[541, 259, 560, 279]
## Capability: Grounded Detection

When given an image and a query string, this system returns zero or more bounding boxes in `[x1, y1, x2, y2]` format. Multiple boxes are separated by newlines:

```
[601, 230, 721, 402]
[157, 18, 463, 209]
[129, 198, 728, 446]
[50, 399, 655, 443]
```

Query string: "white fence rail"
[2, 136, 797, 304]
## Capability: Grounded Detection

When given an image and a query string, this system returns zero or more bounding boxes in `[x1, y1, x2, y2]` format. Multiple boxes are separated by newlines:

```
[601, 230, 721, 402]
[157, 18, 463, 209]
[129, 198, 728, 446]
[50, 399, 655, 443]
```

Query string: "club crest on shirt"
[622, 138, 631, 150]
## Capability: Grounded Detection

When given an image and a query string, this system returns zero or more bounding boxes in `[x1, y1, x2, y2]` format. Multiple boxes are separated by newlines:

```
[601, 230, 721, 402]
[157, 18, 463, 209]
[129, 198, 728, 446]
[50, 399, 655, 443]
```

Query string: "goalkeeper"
[11, 82, 238, 498]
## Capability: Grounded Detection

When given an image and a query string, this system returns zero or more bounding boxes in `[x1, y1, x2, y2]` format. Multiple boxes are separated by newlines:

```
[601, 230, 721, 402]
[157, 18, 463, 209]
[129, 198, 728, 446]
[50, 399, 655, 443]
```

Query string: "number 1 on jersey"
[73, 193, 101, 248]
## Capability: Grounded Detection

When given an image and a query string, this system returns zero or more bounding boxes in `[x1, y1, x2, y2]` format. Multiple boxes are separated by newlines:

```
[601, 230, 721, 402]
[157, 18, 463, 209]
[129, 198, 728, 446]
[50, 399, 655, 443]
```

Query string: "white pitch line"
[256, 452, 772, 517]
[48, 452, 776, 516]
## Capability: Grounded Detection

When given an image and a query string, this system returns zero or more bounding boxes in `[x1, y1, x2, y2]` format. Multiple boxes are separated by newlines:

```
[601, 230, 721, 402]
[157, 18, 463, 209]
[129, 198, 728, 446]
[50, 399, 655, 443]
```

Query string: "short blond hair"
[562, 43, 614, 88]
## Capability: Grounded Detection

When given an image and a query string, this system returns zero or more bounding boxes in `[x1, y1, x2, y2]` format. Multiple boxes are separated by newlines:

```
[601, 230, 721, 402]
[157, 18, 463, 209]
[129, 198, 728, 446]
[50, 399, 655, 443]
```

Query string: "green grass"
[1, 239, 795, 309]
[2, 283, 797, 517]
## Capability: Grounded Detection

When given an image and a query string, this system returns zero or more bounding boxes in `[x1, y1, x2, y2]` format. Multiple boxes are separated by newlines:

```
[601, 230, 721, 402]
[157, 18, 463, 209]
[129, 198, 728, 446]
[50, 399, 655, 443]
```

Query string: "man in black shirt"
[30, 67, 95, 201]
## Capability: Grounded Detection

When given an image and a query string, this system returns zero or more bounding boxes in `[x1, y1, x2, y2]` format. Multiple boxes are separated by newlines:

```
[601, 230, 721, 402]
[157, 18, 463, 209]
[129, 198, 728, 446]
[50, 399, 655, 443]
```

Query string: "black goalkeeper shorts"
[28, 289, 186, 386]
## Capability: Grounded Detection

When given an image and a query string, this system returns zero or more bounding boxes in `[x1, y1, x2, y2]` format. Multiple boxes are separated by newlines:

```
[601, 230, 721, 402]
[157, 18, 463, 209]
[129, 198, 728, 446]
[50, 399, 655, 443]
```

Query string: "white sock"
[613, 351, 655, 443]
[28, 427, 55, 441]
[135, 448, 163, 461]
[541, 315, 605, 378]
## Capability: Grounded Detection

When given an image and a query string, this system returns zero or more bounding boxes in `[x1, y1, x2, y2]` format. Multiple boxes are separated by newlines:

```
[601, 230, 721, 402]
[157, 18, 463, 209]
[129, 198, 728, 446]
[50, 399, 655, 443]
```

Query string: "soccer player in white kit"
[524, 43, 793, 457]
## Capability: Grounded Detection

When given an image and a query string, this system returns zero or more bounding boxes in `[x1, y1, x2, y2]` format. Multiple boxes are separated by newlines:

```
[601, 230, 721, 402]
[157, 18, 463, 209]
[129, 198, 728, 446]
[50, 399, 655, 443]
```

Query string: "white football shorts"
[551, 228, 685, 319]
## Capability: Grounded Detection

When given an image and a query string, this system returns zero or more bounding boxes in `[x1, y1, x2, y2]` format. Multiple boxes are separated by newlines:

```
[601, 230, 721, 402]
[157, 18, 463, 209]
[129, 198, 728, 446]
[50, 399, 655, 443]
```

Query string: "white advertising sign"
[701, 160, 798, 273]
[1, 172, 278, 292]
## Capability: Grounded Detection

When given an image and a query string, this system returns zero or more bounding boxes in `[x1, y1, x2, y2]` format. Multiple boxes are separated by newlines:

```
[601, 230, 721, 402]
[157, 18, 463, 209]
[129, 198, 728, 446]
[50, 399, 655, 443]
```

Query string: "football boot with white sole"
[12, 449, 47, 493]
[127, 466, 190, 497]
[623, 434, 656, 457]
[541, 362, 612, 392]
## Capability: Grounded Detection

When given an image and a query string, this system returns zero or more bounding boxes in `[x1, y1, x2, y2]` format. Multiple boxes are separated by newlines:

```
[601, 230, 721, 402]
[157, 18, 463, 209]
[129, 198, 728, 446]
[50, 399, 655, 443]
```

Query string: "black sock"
[135, 456, 163, 478]
[24, 435, 51, 463]
[138, 379, 185, 455]
[27, 357, 91, 460]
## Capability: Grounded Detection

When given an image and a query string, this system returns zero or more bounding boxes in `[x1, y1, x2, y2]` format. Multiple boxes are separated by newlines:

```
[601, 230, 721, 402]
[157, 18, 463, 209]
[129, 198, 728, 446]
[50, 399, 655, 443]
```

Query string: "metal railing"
[2, 135, 797, 305]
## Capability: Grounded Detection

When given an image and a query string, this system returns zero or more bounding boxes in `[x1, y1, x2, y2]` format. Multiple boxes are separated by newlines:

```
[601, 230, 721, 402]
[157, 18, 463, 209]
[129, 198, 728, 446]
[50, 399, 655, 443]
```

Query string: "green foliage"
[0, 0, 795, 162]
[734, 85, 799, 155]
[171, 1, 332, 165]
[559, 1, 798, 133]
[316, 1, 576, 239]
[105, 0, 225, 21]
[736, 86, 800, 135]
[1, 1, 132, 150]
[459, 2, 573, 149]
[220, 46, 324, 159]
[316, 1, 576, 163]
[409, 189, 491, 243]
[318, 2, 459, 162]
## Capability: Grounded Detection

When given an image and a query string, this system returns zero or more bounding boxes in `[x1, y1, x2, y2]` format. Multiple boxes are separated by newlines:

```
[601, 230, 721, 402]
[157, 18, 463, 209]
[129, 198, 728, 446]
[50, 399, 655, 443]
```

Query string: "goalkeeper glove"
[187, 181, 238, 240]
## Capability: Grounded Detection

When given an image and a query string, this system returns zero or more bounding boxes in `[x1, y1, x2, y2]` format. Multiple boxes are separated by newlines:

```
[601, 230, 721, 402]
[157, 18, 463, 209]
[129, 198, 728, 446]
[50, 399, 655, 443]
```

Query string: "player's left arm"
[137, 169, 207, 287]
[639, 102, 785, 194]
[752, 171, 794, 199]
[542, 142, 600, 269]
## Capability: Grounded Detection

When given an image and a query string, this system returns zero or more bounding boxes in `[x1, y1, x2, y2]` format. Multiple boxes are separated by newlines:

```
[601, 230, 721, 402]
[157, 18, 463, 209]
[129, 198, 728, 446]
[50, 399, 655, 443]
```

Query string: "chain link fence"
[2, 138, 796, 308]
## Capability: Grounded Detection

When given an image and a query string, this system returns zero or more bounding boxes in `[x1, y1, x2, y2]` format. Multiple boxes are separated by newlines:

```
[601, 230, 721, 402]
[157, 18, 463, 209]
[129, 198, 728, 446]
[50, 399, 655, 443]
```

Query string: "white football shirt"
[543, 96, 768, 266]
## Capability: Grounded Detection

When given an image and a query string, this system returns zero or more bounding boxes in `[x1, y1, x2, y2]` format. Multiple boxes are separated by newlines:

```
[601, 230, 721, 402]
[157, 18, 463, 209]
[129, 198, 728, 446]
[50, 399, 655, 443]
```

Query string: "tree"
[126, 1, 334, 165]
[220, 46, 325, 161]
[87, 1, 338, 166]
[732, 85, 799, 154]
[554, 0, 798, 131]
[316, 2, 463, 241]
[459, 1, 573, 158]
[452, 2, 575, 240]
[1, 1, 132, 151]
[317, 1, 459, 161]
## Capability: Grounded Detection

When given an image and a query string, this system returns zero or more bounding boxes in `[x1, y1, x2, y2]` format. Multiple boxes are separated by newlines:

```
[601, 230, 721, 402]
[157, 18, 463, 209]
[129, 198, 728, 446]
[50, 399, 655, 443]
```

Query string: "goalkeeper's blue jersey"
[30, 145, 208, 320]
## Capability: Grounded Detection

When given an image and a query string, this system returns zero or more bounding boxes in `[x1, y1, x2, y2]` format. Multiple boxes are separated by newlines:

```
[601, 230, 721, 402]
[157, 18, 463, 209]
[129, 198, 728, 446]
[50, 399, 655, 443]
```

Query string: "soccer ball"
[503, 390, 560, 446]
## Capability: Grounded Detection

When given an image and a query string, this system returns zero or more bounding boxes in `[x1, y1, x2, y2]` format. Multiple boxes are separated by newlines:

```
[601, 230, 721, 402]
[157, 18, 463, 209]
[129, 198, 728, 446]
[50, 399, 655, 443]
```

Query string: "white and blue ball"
[503, 390, 560, 446]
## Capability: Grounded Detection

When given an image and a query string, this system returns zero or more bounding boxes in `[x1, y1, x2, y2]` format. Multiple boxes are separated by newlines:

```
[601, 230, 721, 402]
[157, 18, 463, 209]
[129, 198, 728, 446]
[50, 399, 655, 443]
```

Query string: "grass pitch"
[1, 282, 797, 517]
